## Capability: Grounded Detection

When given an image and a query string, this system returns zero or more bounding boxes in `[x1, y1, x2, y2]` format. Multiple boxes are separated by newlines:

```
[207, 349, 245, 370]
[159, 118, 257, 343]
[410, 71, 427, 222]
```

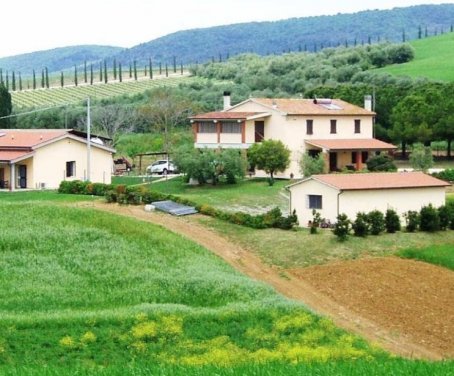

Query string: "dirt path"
[87, 202, 450, 360]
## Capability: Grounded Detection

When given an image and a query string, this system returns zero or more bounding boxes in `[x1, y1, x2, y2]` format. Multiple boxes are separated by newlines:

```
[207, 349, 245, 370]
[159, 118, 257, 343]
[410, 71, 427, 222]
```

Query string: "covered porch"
[305, 139, 397, 173]
[0, 151, 34, 191]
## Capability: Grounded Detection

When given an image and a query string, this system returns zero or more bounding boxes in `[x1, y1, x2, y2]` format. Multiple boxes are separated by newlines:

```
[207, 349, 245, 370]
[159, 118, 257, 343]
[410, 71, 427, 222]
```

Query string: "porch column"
[356, 150, 362, 170]
[9, 163, 15, 192]
[322, 150, 329, 173]
[241, 121, 246, 144]
[215, 121, 221, 143]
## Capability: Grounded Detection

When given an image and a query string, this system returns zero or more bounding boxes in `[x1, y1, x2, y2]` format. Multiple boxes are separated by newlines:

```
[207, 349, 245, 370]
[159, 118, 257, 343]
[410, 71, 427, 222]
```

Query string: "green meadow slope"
[374, 32, 454, 81]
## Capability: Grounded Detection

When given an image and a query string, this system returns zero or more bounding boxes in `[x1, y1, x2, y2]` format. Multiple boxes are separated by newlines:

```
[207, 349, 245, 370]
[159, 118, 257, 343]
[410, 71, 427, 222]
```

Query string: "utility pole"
[86, 97, 91, 182]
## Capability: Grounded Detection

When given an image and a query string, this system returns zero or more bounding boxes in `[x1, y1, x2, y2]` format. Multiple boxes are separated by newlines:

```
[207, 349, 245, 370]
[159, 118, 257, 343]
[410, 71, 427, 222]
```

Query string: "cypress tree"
[90, 64, 94, 85]
[368, 36, 371, 44]
[74, 65, 78, 86]
[418, 25, 422, 39]
[451, 24, 453, 33]
[19, 73, 22, 91]
[11, 72, 16, 91]
[45, 67, 49, 88]
[133, 60, 137, 80]
[113, 58, 117, 80]
[165, 63, 168, 77]
[149, 59, 153, 79]
[41, 69, 45, 88]
[61, 71, 64, 87]
[180, 62, 183, 75]
[119, 63, 122, 82]
[159, 62, 162, 75]
[99, 62, 103, 82]
[84, 61, 87, 83]
[32, 69, 36, 89]
[5, 72, 9, 90]
[144, 66, 147, 76]
[173, 56, 177, 72]
[104, 60, 108, 83]
[219, 53, 222, 62]
[0, 68, 3, 85]
[129, 63, 132, 78]
[425, 26, 428, 37]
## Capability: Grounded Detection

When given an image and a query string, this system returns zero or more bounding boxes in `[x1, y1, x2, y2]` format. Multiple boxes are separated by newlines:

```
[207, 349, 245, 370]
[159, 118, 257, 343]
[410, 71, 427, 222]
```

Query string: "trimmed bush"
[367, 210, 385, 235]
[419, 204, 440, 232]
[332, 213, 351, 241]
[385, 209, 401, 233]
[404, 210, 420, 232]
[438, 205, 450, 231]
[352, 212, 370, 237]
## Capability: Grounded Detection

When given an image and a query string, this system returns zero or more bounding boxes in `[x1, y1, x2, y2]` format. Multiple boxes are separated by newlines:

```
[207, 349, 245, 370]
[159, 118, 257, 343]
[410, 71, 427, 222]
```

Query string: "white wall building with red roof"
[0, 129, 115, 190]
[287, 172, 450, 226]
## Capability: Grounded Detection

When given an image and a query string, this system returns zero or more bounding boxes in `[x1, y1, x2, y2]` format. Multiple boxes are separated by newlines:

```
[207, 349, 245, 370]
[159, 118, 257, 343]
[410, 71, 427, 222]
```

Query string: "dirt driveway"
[88, 202, 453, 360]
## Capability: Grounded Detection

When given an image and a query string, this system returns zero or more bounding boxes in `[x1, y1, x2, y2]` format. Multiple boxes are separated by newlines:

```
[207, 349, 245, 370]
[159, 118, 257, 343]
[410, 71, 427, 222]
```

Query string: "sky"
[0, 0, 448, 58]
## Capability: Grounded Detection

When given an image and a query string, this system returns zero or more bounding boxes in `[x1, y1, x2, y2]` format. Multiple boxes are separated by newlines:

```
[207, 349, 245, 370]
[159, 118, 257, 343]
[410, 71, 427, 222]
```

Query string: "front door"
[0, 167, 4, 188]
[329, 152, 337, 172]
[254, 121, 264, 142]
[18, 165, 27, 189]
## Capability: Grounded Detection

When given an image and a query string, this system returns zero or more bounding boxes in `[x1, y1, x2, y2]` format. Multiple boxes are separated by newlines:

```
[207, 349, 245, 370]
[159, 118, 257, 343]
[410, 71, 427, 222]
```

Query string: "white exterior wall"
[230, 102, 374, 178]
[290, 180, 446, 227]
[340, 187, 446, 222]
[32, 138, 113, 189]
[289, 179, 340, 226]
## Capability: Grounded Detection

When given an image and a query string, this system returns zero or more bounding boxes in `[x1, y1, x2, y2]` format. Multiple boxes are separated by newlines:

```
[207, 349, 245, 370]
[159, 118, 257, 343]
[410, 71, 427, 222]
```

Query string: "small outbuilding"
[287, 172, 450, 226]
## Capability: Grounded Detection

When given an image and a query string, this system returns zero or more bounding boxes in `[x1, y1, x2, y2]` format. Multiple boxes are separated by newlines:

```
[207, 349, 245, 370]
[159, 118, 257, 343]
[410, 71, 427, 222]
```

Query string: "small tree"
[385, 209, 401, 233]
[404, 210, 419, 232]
[352, 212, 370, 237]
[366, 154, 397, 172]
[409, 143, 433, 172]
[419, 204, 440, 232]
[300, 152, 325, 177]
[310, 209, 322, 234]
[248, 140, 290, 185]
[332, 213, 351, 241]
[367, 210, 385, 235]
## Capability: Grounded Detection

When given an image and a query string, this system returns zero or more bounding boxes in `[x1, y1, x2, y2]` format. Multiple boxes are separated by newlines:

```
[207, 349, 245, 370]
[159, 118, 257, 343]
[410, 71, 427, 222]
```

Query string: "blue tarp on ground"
[152, 200, 198, 216]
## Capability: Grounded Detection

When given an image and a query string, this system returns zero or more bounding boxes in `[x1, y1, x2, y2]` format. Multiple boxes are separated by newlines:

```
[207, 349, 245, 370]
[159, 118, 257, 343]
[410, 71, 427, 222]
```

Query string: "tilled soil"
[87, 202, 453, 360]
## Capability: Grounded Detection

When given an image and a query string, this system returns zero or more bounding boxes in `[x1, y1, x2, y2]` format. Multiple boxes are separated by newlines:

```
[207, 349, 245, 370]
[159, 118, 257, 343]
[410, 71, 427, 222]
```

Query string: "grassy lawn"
[195, 216, 454, 269]
[0, 190, 96, 203]
[111, 175, 157, 186]
[397, 245, 454, 270]
[150, 177, 290, 213]
[0, 201, 391, 371]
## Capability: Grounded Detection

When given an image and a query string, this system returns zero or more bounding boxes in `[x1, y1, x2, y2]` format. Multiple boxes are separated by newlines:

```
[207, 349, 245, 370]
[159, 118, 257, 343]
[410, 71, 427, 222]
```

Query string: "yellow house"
[190, 94, 396, 178]
[0, 129, 115, 191]
[287, 172, 450, 226]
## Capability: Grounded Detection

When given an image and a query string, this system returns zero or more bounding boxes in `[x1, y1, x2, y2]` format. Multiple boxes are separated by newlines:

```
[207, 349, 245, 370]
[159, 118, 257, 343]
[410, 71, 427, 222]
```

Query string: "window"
[308, 195, 322, 209]
[199, 121, 217, 133]
[354, 119, 361, 134]
[330, 120, 337, 134]
[306, 119, 313, 135]
[221, 121, 241, 134]
[66, 161, 76, 178]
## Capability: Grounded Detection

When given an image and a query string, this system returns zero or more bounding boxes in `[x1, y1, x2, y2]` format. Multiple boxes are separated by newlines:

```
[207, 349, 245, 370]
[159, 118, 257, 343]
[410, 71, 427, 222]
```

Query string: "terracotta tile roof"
[0, 150, 33, 162]
[306, 139, 396, 150]
[311, 172, 450, 190]
[0, 129, 68, 148]
[190, 112, 268, 120]
[250, 98, 374, 116]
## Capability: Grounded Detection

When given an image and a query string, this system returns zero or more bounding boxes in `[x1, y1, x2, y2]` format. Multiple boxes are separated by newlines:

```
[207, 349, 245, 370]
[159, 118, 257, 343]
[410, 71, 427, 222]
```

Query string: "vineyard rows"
[11, 73, 193, 109]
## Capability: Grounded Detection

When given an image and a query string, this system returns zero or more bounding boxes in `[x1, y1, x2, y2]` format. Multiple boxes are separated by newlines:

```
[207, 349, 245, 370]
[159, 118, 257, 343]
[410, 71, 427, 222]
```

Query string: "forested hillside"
[0, 45, 123, 75]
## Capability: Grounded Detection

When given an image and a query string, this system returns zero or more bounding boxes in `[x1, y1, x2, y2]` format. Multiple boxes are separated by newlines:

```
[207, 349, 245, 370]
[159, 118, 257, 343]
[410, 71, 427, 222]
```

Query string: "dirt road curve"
[89, 202, 453, 360]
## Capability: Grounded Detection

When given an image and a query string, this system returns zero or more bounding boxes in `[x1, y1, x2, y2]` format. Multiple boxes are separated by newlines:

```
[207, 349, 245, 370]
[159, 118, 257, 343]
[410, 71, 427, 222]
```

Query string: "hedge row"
[58, 180, 298, 230]
[432, 169, 454, 182]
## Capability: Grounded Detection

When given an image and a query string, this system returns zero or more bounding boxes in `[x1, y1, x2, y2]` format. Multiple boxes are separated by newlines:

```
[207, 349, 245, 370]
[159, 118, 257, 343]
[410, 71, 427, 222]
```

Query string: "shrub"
[310, 209, 322, 234]
[332, 213, 351, 241]
[419, 204, 440, 232]
[437, 205, 450, 231]
[367, 210, 385, 235]
[385, 209, 401, 233]
[352, 212, 370, 237]
[432, 169, 454, 182]
[404, 210, 419, 232]
[366, 154, 397, 172]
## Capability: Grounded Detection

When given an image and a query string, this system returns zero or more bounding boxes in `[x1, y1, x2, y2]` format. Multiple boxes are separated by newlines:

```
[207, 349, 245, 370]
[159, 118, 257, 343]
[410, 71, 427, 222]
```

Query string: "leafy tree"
[366, 153, 397, 172]
[248, 140, 290, 185]
[385, 209, 401, 233]
[0, 84, 12, 128]
[409, 143, 433, 171]
[433, 83, 454, 157]
[300, 152, 325, 177]
[332, 213, 351, 241]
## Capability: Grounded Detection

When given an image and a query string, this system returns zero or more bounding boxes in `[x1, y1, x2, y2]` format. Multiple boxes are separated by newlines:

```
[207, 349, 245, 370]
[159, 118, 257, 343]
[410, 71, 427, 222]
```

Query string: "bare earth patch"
[86, 202, 453, 360]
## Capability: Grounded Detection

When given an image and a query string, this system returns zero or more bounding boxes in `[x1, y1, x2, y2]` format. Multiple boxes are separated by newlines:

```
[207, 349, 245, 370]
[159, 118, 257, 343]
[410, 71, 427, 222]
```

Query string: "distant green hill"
[0, 45, 123, 76]
[374, 32, 454, 81]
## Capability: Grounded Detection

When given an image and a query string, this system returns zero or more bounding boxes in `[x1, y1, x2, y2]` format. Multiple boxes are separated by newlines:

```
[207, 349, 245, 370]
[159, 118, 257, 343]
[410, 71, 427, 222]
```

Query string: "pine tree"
[104, 60, 108, 83]
[11, 71, 16, 91]
[84, 61, 87, 83]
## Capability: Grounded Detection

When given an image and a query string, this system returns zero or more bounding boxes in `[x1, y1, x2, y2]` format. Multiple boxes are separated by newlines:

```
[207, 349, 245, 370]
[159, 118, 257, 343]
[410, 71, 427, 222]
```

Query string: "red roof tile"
[250, 98, 374, 116]
[190, 112, 268, 120]
[0, 150, 33, 162]
[311, 172, 450, 190]
[0, 129, 68, 148]
[306, 139, 396, 150]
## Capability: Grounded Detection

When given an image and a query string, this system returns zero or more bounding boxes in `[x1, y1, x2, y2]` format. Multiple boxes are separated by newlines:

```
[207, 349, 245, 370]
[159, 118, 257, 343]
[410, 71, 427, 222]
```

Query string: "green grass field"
[375, 32, 454, 81]
[397, 245, 454, 270]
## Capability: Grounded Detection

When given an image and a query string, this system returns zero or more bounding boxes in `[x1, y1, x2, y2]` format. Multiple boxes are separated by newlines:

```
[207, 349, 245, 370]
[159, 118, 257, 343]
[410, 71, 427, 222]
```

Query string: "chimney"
[364, 95, 372, 111]
[223, 91, 231, 110]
